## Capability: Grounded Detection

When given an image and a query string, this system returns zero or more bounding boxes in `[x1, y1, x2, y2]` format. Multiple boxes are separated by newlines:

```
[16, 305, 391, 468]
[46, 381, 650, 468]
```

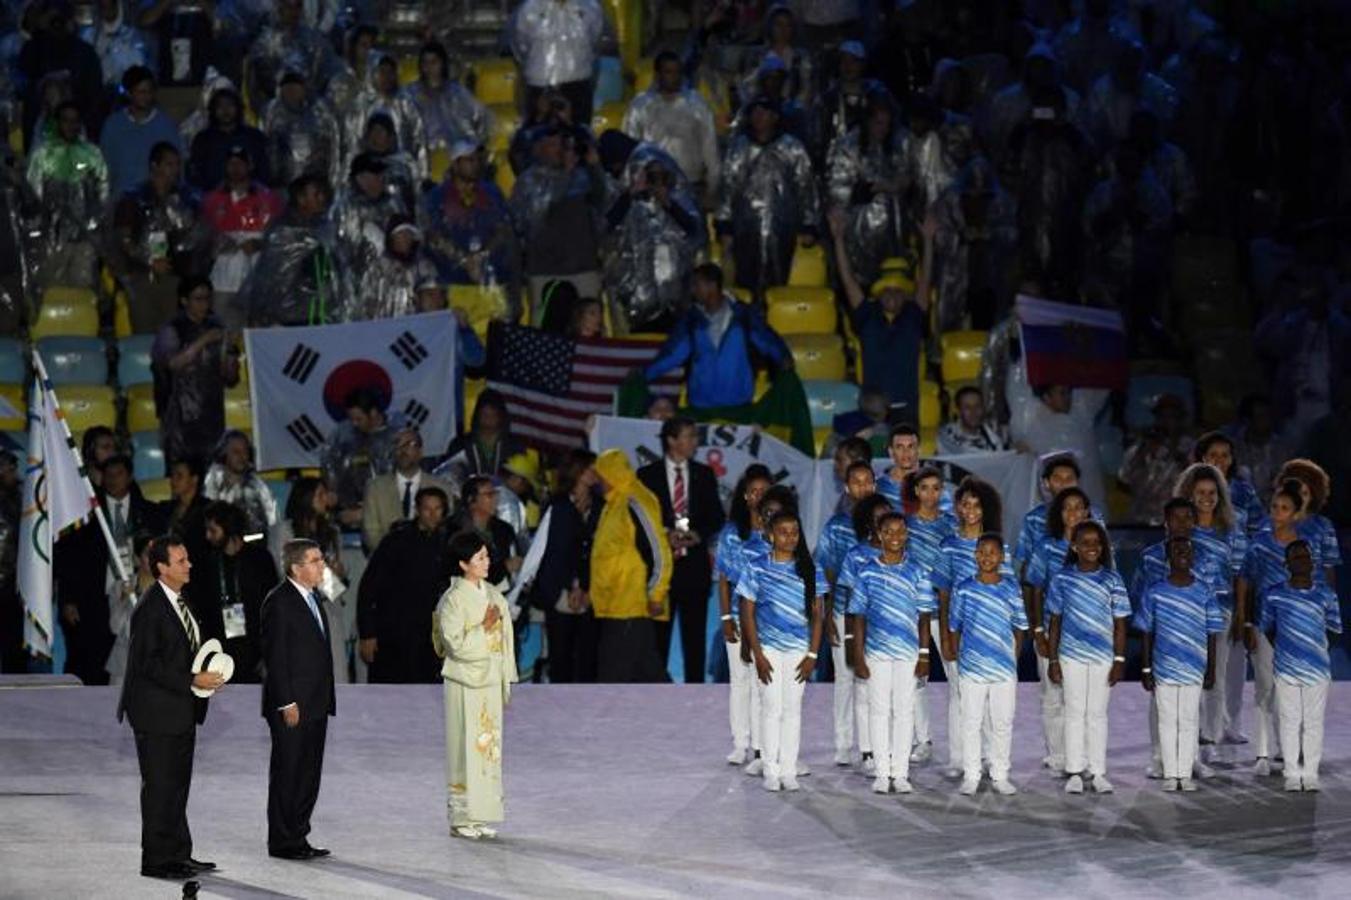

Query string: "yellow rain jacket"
[590, 449, 672, 621]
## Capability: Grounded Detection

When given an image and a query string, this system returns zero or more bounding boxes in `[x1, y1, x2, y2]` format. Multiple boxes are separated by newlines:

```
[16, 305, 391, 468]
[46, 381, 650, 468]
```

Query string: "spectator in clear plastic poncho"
[201, 144, 284, 330]
[243, 173, 351, 326]
[80, 0, 152, 94]
[603, 142, 704, 335]
[812, 40, 889, 167]
[1119, 393, 1195, 526]
[826, 88, 907, 288]
[729, 53, 809, 143]
[187, 82, 270, 191]
[737, 4, 813, 110]
[402, 41, 491, 152]
[1052, 0, 1135, 94]
[324, 23, 377, 124]
[353, 216, 440, 321]
[927, 155, 1017, 331]
[978, 44, 1081, 167]
[15, 0, 104, 147]
[320, 385, 407, 530]
[510, 0, 606, 127]
[245, 0, 335, 109]
[622, 50, 721, 200]
[331, 151, 408, 291]
[262, 69, 343, 190]
[899, 91, 974, 230]
[423, 140, 520, 320]
[107, 141, 207, 334]
[351, 112, 420, 213]
[716, 96, 819, 295]
[179, 69, 234, 153]
[1083, 40, 1178, 152]
[339, 50, 427, 183]
[203, 429, 278, 535]
[1129, 109, 1195, 226]
[25, 99, 107, 290]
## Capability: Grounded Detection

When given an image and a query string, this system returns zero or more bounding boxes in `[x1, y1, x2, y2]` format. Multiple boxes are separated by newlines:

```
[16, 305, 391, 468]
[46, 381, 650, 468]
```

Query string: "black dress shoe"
[268, 847, 310, 860]
[187, 858, 217, 872]
[141, 863, 196, 880]
[302, 844, 331, 858]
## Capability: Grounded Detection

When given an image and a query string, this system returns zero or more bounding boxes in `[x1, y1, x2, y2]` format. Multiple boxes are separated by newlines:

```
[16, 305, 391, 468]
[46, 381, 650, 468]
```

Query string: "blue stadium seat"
[36, 336, 108, 386]
[268, 478, 293, 514]
[131, 431, 165, 481]
[0, 336, 25, 383]
[803, 380, 859, 429]
[1125, 373, 1195, 431]
[593, 55, 625, 106]
[117, 334, 156, 387]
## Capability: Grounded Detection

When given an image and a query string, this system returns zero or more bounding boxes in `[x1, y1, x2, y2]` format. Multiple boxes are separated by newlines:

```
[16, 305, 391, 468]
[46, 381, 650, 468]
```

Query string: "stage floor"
[2, 683, 1349, 899]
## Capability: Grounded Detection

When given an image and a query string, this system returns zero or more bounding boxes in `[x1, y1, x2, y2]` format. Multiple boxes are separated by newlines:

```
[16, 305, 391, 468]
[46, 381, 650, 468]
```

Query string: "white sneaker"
[861, 754, 877, 776]
[892, 777, 913, 794]
[451, 825, 483, 840]
[1091, 775, 1114, 794]
[796, 761, 811, 777]
[1064, 774, 1084, 794]
[1193, 760, 1215, 779]
[476, 824, 498, 838]
[743, 757, 764, 776]
[872, 776, 891, 794]
[1178, 778, 1197, 793]
[959, 778, 979, 796]
[762, 774, 782, 792]
[942, 766, 963, 779]
[1253, 758, 1271, 777]
[727, 748, 748, 765]
[1161, 779, 1179, 792]
[1284, 777, 1302, 792]
[782, 776, 801, 792]
[1145, 760, 1164, 779]
[910, 742, 932, 764]
[992, 780, 1017, 796]
[834, 749, 853, 766]
[1303, 777, 1321, 792]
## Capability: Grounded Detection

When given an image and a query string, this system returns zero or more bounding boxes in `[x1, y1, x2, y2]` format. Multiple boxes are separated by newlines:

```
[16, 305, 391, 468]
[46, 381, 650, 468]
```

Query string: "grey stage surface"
[2, 683, 1349, 899]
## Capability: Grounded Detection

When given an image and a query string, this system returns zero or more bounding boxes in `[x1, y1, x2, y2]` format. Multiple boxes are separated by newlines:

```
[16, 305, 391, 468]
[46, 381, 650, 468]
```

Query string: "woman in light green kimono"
[433, 530, 518, 839]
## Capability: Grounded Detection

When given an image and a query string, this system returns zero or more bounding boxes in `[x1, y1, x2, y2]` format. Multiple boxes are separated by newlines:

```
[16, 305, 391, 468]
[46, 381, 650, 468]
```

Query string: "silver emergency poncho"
[24, 135, 108, 249]
[401, 77, 492, 150]
[111, 182, 207, 274]
[242, 210, 352, 326]
[245, 22, 334, 107]
[262, 92, 343, 191]
[509, 0, 605, 88]
[178, 69, 235, 150]
[603, 143, 706, 332]
[340, 52, 428, 180]
[79, 1, 153, 88]
[1081, 167, 1173, 304]
[717, 128, 819, 291]
[621, 87, 721, 188]
[353, 248, 438, 321]
[826, 126, 908, 287]
[1003, 114, 1093, 286]
[330, 184, 409, 293]
[1083, 70, 1178, 149]
[901, 111, 976, 218]
[1147, 140, 1197, 221]
[928, 158, 1018, 331]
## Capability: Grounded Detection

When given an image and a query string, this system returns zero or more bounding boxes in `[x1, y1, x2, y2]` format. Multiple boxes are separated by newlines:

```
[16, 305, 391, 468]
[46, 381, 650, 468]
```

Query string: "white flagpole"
[30, 350, 131, 584]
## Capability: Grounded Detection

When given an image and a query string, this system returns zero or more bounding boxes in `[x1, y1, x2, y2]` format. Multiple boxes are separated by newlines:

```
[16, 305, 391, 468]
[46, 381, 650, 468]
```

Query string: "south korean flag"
[244, 311, 458, 470]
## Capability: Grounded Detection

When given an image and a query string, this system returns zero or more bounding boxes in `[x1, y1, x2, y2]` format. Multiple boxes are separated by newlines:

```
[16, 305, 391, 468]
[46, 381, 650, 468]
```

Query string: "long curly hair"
[955, 476, 1003, 535]
[1173, 462, 1235, 535]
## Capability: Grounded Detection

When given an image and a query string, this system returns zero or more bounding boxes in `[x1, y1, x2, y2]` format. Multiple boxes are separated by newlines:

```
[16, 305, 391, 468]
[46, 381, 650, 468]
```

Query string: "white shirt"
[664, 455, 691, 519]
[396, 471, 422, 518]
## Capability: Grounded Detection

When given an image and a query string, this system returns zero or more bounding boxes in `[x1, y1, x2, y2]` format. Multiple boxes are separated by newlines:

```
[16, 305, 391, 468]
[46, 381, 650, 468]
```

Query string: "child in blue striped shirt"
[949, 534, 1028, 796]
[905, 466, 957, 766]
[1259, 540, 1344, 792]
[1046, 520, 1131, 794]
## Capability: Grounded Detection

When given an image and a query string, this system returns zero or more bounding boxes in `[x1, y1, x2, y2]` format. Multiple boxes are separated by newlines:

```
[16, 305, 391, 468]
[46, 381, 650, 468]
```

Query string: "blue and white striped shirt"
[815, 512, 857, 583]
[1045, 567, 1132, 665]
[949, 576, 1028, 682]
[736, 556, 825, 652]
[1229, 477, 1263, 534]
[875, 473, 954, 513]
[1129, 534, 1227, 611]
[835, 541, 881, 609]
[1025, 534, 1072, 595]
[1259, 582, 1343, 685]
[1241, 530, 1326, 618]
[1300, 514, 1343, 570]
[931, 533, 1015, 593]
[714, 526, 767, 621]
[1134, 578, 1225, 685]
[904, 511, 957, 578]
[852, 556, 935, 660]
[1012, 500, 1104, 570]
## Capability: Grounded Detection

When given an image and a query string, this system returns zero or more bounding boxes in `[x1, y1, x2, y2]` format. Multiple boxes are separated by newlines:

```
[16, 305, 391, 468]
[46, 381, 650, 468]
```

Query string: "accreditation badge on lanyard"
[223, 603, 248, 639]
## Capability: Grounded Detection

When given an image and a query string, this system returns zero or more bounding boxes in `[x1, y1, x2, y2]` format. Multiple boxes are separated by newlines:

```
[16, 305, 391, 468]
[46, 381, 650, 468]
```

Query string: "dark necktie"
[402, 478, 413, 519]
[177, 599, 199, 654]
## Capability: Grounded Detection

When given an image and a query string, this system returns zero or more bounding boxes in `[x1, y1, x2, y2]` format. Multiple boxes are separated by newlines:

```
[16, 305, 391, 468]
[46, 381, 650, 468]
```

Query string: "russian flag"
[1016, 295, 1128, 391]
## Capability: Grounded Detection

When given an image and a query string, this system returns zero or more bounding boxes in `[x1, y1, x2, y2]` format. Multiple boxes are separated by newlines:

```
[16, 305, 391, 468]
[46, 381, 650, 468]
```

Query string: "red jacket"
[202, 183, 284, 235]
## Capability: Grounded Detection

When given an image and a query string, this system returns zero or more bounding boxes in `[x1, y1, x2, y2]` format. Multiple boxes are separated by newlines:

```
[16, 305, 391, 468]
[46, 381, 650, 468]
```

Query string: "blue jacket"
[644, 297, 789, 409]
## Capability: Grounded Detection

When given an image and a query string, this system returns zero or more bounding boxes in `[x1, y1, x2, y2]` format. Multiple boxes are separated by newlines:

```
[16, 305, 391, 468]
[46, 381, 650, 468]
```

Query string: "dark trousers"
[267, 714, 328, 852]
[656, 580, 710, 683]
[525, 79, 594, 130]
[63, 618, 112, 685]
[370, 637, 442, 684]
[545, 607, 598, 683]
[223, 636, 260, 684]
[134, 729, 195, 869]
[597, 618, 665, 683]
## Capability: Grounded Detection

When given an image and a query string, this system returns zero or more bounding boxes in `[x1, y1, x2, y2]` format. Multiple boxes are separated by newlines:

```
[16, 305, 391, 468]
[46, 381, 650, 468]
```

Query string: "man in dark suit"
[60, 454, 165, 685]
[191, 501, 279, 682]
[117, 535, 222, 881]
[637, 417, 725, 683]
[261, 538, 336, 860]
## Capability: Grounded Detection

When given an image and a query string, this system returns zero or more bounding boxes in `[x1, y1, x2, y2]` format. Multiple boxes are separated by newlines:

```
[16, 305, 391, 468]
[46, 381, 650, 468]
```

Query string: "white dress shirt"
[159, 579, 199, 644]
[664, 455, 691, 519]
[396, 471, 422, 519]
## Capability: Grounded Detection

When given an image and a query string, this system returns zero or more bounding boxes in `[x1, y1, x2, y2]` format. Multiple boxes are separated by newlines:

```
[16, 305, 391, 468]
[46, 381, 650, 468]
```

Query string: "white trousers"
[1275, 677, 1329, 779]
[758, 646, 806, 780]
[1251, 631, 1280, 758]
[961, 678, 1016, 782]
[1061, 659, 1112, 777]
[865, 656, 918, 780]
[916, 618, 962, 764]
[831, 612, 870, 755]
[1037, 652, 1065, 764]
[1201, 607, 1246, 742]
[1155, 683, 1203, 779]
[727, 638, 761, 753]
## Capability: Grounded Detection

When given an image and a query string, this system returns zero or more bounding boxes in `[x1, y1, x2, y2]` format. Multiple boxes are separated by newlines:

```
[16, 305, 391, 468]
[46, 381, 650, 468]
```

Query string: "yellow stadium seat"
[259, 468, 287, 482]
[591, 101, 627, 135]
[113, 289, 133, 338]
[633, 56, 656, 95]
[397, 56, 419, 86]
[604, 0, 643, 74]
[787, 333, 846, 381]
[941, 330, 987, 385]
[766, 286, 837, 335]
[100, 265, 117, 297]
[32, 286, 99, 339]
[487, 103, 520, 153]
[918, 380, 940, 428]
[787, 243, 828, 287]
[225, 393, 252, 431]
[919, 425, 938, 456]
[429, 145, 451, 183]
[125, 383, 158, 432]
[627, 332, 667, 343]
[472, 58, 519, 106]
[813, 425, 832, 457]
[730, 288, 753, 304]
[464, 377, 486, 426]
[0, 383, 25, 431]
[139, 477, 172, 503]
[495, 161, 516, 196]
[449, 284, 509, 344]
[57, 384, 117, 434]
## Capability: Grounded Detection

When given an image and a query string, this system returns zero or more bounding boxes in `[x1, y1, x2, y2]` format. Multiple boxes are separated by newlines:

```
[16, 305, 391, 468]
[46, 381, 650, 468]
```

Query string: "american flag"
[486, 324, 682, 449]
